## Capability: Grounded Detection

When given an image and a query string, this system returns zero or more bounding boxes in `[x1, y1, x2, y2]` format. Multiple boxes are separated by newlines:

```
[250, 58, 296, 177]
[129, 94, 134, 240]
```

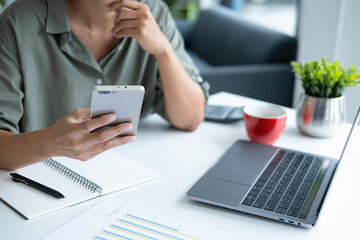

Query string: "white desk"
[1, 92, 360, 239]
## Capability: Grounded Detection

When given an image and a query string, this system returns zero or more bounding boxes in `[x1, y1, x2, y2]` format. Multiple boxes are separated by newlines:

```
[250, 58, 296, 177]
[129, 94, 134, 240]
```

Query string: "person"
[0, 0, 209, 170]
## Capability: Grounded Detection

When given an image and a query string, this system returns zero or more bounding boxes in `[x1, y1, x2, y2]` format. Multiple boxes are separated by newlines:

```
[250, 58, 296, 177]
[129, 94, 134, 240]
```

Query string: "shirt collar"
[46, 0, 70, 34]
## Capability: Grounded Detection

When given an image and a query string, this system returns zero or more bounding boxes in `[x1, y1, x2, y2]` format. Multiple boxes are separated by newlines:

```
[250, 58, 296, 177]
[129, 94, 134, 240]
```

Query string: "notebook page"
[51, 150, 158, 195]
[0, 150, 158, 219]
[0, 162, 97, 220]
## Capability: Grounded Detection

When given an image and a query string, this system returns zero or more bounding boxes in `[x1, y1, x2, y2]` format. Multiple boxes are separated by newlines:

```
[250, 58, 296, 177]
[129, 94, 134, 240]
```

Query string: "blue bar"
[102, 230, 133, 240]
[116, 219, 183, 240]
[93, 236, 107, 240]
[110, 225, 158, 240]
[125, 214, 179, 232]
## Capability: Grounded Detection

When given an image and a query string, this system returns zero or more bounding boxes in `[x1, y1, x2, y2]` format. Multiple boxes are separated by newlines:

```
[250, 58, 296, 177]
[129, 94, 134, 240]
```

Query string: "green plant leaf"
[291, 58, 360, 98]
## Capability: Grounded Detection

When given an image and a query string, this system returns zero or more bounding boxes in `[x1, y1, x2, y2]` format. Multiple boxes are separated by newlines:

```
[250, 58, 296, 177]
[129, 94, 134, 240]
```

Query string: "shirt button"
[96, 78, 103, 85]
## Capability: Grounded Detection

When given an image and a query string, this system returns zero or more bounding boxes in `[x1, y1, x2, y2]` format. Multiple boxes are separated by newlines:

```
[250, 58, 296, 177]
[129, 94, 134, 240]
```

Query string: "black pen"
[10, 173, 65, 199]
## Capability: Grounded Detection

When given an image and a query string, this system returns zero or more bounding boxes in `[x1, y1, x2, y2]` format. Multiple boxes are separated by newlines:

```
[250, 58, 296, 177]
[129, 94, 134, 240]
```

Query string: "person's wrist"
[37, 126, 57, 160]
[154, 41, 173, 62]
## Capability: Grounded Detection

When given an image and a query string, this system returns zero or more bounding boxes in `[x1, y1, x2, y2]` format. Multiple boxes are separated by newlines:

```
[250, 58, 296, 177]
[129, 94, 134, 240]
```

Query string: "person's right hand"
[45, 109, 135, 161]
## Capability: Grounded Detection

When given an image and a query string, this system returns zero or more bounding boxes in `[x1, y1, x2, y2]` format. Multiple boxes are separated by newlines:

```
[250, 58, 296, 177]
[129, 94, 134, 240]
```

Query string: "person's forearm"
[155, 45, 206, 131]
[0, 129, 52, 170]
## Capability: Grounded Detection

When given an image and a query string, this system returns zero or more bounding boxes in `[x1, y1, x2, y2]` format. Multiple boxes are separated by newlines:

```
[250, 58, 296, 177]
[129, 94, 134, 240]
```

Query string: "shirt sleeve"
[152, 3, 210, 120]
[0, 15, 24, 133]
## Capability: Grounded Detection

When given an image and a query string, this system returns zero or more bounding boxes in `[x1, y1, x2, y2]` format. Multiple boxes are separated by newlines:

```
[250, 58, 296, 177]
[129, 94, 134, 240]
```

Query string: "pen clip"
[10, 173, 28, 185]
[12, 178, 28, 185]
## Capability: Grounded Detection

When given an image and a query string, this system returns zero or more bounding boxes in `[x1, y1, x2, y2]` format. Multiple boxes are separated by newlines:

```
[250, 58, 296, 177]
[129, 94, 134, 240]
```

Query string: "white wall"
[200, 0, 220, 9]
[294, 0, 360, 122]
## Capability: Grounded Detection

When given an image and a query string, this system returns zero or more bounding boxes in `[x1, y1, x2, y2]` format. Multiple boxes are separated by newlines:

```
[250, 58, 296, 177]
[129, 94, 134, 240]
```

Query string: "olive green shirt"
[0, 0, 208, 133]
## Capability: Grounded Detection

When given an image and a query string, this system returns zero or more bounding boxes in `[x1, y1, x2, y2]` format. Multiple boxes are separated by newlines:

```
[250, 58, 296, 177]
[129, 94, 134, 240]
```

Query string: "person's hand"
[45, 109, 135, 161]
[107, 0, 171, 57]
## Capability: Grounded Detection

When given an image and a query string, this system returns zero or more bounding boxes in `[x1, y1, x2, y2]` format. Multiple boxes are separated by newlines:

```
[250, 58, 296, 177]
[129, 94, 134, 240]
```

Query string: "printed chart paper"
[43, 197, 224, 240]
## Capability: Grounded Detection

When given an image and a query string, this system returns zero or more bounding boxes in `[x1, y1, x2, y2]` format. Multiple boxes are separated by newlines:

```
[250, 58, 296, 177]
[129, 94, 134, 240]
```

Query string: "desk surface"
[1, 92, 360, 239]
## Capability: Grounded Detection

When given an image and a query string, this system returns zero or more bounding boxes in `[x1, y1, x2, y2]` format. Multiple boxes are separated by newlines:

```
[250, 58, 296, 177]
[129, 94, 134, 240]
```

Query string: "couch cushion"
[188, 6, 297, 66]
[200, 64, 295, 107]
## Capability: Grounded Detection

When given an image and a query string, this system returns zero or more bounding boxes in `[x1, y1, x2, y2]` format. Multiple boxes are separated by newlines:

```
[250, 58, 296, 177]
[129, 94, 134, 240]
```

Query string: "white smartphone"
[90, 85, 145, 137]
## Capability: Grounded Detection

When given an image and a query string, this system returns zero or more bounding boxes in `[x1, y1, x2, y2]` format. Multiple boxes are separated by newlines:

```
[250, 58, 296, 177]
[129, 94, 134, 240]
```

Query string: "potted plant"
[291, 58, 360, 137]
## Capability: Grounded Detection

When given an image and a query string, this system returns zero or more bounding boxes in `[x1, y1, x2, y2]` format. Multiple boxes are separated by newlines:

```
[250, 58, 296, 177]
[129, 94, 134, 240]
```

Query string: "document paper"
[43, 196, 224, 240]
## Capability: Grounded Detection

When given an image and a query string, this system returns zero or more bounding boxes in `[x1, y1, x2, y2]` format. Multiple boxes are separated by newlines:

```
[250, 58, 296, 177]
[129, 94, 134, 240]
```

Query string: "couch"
[176, 5, 297, 107]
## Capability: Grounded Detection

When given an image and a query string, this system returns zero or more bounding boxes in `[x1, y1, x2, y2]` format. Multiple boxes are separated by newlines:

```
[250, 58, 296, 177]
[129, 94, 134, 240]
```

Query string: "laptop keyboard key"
[278, 202, 290, 209]
[249, 189, 260, 196]
[275, 207, 287, 214]
[242, 199, 254, 206]
[263, 187, 274, 194]
[264, 201, 278, 211]
[252, 185, 263, 192]
[259, 162, 278, 182]
[253, 196, 268, 209]
[269, 196, 281, 203]
[287, 208, 300, 217]
[245, 194, 257, 202]
[260, 191, 271, 198]
[254, 180, 266, 187]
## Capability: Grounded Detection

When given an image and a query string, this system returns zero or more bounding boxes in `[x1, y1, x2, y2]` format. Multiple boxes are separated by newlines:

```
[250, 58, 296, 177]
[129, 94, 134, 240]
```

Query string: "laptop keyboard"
[242, 149, 327, 219]
[205, 105, 234, 118]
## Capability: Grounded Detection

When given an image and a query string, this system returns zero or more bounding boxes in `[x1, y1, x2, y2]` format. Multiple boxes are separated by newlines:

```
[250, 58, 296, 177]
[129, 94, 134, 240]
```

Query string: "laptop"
[187, 107, 360, 228]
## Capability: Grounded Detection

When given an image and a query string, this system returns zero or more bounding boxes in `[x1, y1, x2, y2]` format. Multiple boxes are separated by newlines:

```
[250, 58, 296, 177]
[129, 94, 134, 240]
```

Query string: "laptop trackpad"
[206, 140, 278, 185]
[188, 175, 249, 207]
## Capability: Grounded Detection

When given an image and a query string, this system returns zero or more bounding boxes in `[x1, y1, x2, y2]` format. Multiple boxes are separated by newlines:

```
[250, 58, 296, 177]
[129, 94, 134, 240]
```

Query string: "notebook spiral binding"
[43, 158, 102, 193]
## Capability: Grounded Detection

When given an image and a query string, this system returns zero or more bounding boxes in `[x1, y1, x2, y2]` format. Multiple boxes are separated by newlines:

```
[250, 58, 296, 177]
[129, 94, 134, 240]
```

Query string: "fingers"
[101, 135, 135, 151]
[112, 19, 138, 33]
[83, 134, 135, 161]
[107, 0, 142, 12]
[79, 135, 135, 161]
[91, 122, 133, 144]
[71, 109, 91, 122]
[52, 109, 137, 162]
[114, 8, 143, 22]
[68, 123, 135, 161]
[112, 20, 139, 38]
[114, 29, 141, 39]
[80, 114, 116, 133]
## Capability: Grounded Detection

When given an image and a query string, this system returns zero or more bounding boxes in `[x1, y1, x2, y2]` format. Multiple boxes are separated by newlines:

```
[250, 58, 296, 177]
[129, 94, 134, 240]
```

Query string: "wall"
[294, 0, 360, 122]
[199, 0, 220, 9]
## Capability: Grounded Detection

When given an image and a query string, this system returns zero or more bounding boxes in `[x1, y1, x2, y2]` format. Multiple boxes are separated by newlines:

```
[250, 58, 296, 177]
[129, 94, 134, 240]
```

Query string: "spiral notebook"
[0, 150, 158, 220]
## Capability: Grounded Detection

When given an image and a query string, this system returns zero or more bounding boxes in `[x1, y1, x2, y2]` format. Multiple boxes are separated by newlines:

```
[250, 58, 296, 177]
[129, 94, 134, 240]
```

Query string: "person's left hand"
[107, 0, 171, 58]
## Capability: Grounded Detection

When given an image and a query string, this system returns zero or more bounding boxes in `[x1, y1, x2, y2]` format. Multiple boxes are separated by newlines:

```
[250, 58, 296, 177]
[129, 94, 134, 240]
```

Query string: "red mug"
[243, 105, 287, 145]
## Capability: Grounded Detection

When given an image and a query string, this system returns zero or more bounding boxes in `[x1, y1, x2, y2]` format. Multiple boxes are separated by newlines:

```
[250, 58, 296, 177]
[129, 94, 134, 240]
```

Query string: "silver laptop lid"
[338, 107, 360, 163]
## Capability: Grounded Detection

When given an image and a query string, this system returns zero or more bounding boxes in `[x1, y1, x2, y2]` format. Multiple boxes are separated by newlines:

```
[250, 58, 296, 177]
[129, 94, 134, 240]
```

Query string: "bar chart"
[43, 197, 223, 240]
